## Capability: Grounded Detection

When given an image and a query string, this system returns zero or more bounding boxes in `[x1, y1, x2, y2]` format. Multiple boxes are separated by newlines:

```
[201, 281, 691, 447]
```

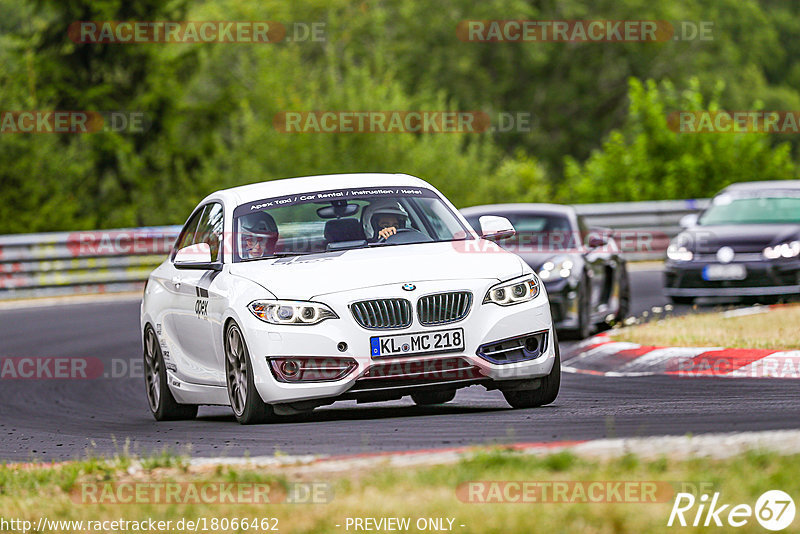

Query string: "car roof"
[721, 180, 800, 193]
[200, 173, 432, 206]
[460, 203, 576, 217]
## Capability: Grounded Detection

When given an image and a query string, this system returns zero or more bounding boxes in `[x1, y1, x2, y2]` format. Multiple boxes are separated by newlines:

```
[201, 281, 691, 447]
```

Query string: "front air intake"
[477, 331, 549, 364]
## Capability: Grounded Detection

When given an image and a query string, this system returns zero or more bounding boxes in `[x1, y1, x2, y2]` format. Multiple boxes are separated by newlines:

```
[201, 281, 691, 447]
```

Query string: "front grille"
[693, 252, 764, 262]
[350, 298, 412, 329]
[417, 291, 472, 326]
[675, 268, 783, 289]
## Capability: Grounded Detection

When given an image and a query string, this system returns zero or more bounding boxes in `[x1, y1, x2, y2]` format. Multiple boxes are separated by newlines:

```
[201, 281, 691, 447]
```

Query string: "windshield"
[699, 193, 800, 225]
[233, 186, 472, 261]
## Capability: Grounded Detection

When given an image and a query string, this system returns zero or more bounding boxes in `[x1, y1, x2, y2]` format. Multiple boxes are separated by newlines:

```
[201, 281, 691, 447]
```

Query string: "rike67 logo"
[668, 490, 795, 531]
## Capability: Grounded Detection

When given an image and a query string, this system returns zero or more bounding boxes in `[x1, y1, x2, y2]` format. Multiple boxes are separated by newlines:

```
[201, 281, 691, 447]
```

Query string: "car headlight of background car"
[538, 258, 574, 280]
[763, 241, 800, 259]
[667, 243, 694, 261]
[483, 275, 540, 306]
[248, 300, 338, 325]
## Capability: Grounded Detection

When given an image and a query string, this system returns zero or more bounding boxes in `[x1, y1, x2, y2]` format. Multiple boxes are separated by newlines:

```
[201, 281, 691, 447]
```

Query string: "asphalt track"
[1, 269, 798, 462]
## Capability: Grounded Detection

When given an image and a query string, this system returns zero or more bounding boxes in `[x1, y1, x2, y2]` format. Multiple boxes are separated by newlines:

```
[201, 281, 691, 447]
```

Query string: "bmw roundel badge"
[402, 283, 416, 291]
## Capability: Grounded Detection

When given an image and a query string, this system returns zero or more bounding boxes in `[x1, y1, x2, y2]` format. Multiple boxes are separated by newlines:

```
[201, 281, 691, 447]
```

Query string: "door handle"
[171, 276, 182, 289]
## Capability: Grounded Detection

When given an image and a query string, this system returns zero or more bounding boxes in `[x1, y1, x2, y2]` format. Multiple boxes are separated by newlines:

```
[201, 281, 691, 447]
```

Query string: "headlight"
[667, 244, 693, 261]
[538, 259, 574, 280]
[483, 275, 540, 306]
[248, 300, 338, 325]
[763, 241, 800, 259]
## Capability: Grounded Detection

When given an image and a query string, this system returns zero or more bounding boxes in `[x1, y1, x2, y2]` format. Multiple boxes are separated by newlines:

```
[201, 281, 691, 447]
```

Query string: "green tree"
[560, 78, 797, 203]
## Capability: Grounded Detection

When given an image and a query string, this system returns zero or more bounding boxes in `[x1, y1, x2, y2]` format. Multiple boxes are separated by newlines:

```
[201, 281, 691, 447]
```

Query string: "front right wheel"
[143, 325, 197, 421]
[225, 322, 274, 424]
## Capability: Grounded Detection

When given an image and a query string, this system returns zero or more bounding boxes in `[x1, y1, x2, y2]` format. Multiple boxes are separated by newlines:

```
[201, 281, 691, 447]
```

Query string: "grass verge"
[612, 304, 800, 350]
[1, 448, 798, 533]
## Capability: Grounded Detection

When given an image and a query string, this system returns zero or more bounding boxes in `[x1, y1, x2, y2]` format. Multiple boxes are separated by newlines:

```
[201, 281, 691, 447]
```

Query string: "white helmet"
[361, 199, 409, 239]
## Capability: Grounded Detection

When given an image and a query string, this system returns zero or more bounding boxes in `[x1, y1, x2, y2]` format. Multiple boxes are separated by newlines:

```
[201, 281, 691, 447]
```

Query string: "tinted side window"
[174, 208, 204, 255]
[195, 203, 224, 261]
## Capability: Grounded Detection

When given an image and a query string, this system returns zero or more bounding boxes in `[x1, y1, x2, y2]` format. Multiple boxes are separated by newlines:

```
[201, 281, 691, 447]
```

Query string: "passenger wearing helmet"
[238, 212, 279, 259]
[362, 199, 410, 241]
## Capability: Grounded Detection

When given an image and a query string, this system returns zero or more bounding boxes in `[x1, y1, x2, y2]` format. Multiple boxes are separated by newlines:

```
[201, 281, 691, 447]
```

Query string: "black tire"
[502, 337, 561, 409]
[411, 390, 456, 405]
[564, 277, 592, 340]
[225, 322, 273, 425]
[669, 296, 695, 305]
[143, 325, 198, 421]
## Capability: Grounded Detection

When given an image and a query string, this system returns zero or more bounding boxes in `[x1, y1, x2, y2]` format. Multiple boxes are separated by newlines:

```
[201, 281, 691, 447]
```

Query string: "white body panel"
[141, 173, 556, 408]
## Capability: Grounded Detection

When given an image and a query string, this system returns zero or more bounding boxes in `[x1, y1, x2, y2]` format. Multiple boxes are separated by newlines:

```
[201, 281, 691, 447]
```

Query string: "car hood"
[678, 224, 800, 252]
[228, 240, 526, 299]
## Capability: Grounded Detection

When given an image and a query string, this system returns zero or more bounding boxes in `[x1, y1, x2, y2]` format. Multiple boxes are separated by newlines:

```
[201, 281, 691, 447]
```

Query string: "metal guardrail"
[0, 226, 180, 300]
[0, 199, 709, 300]
[575, 198, 710, 261]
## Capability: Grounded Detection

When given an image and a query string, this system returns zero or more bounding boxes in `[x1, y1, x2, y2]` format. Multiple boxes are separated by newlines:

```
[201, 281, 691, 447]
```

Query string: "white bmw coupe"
[141, 173, 559, 423]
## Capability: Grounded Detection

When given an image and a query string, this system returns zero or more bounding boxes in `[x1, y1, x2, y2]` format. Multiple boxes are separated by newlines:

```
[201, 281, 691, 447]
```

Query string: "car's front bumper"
[663, 259, 800, 297]
[239, 279, 556, 405]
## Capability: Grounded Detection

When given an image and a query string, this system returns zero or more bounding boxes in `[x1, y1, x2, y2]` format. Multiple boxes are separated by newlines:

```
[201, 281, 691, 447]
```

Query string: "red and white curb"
[563, 333, 800, 379]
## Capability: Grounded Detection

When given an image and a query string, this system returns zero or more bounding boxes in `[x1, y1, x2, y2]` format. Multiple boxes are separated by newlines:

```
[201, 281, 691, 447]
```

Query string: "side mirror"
[679, 213, 699, 228]
[174, 243, 221, 270]
[479, 216, 516, 241]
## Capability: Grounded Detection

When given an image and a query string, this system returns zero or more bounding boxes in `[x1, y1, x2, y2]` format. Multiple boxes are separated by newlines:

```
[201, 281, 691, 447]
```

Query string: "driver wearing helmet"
[362, 199, 410, 241]
[238, 212, 279, 259]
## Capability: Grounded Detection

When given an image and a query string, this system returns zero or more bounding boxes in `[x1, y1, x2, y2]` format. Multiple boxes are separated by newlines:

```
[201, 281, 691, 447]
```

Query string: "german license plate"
[702, 264, 746, 281]
[370, 328, 464, 358]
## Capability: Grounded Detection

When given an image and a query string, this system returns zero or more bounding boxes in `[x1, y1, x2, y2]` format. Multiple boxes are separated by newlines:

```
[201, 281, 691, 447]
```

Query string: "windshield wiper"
[327, 240, 369, 251]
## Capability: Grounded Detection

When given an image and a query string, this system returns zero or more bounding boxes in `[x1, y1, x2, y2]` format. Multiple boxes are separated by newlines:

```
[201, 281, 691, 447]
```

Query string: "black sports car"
[664, 180, 800, 304]
[461, 203, 630, 339]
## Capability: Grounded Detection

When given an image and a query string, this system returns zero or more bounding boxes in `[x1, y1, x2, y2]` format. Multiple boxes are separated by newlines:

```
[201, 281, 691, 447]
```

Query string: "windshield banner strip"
[233, 187, 439, 217]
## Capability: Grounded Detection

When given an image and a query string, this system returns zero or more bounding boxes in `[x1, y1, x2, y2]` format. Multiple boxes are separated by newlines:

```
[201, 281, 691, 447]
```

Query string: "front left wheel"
[502, 334, 561, 409]
[143, 326, 198, 421]
[225, 322, 274, 424]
